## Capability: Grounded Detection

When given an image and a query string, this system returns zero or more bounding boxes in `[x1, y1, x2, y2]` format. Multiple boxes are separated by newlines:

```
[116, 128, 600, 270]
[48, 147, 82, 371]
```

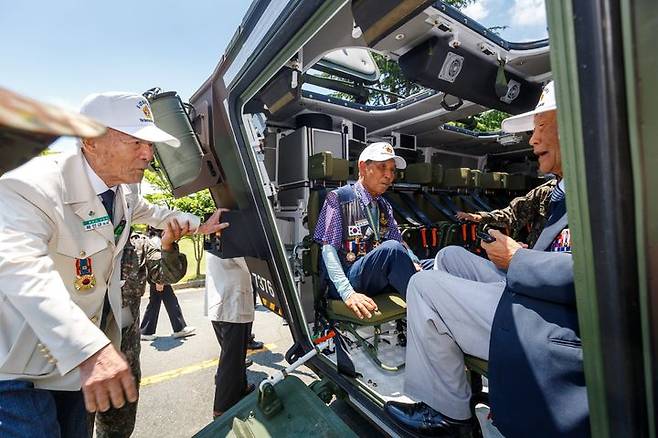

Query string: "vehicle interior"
[149, 0, 657, 435]
[213, 0, 552, 413]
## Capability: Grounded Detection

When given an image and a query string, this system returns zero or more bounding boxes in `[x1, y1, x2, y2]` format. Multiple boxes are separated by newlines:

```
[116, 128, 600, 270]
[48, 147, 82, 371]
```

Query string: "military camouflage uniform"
[478, 178, 557, 247]
[88, 233, 187, 438]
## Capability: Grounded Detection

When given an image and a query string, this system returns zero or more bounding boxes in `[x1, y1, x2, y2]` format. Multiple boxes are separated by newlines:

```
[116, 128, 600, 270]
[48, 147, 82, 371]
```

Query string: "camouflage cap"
[0, 87, 106, 174]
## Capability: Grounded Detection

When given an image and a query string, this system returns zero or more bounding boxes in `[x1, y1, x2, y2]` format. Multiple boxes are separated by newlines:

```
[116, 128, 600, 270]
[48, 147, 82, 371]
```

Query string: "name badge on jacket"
[82, 215, 111, 231]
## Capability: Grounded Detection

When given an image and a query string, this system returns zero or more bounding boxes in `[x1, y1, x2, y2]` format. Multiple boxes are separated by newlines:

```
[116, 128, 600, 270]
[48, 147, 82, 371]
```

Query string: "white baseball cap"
[501, 81, 556, 133]
[80, 91, 180, 147]
[358, 142, 407, 169]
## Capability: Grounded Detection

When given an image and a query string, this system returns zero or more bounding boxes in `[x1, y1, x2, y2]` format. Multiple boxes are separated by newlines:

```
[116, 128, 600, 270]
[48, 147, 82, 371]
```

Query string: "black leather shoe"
[247, 339, 264, 350]
[384, 401, 473, 437]
[245, 357, 253, 368]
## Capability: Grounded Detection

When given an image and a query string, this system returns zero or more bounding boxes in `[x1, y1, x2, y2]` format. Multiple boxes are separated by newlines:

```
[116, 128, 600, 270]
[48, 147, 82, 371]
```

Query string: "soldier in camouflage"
[88, 222, 188, 438]
[456, 178, 557, 247]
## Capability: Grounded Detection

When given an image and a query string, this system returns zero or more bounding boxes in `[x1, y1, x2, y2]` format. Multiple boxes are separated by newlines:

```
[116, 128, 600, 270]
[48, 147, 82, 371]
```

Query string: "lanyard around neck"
[364, 202, 380, 241]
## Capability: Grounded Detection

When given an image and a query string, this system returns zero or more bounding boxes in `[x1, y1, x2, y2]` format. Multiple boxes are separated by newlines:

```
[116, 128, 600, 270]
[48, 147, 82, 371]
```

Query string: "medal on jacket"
[74, 257, 96, 291]
[357, 238, 367, 256]
[345, 240, 356, 262]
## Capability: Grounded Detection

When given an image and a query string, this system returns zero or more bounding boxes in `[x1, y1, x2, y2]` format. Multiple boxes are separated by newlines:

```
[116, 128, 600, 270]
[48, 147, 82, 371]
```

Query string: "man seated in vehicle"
[454, 176, 557, 248]
[385, 81, 590, 438]
[313, 142, 420, 319]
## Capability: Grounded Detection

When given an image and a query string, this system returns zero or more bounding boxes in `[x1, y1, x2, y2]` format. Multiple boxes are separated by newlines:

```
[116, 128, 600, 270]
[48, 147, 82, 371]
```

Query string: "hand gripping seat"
[326, 292, 406, 371]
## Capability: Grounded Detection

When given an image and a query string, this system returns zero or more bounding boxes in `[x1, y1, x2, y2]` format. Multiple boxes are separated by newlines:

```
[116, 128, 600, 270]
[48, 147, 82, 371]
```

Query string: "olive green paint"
[620, 0, 658, 436]
[545, 2, 609, 438]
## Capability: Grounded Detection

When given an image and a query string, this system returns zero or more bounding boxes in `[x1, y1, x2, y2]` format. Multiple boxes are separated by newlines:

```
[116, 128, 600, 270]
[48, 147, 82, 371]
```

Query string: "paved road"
[132, 287, 317, 438]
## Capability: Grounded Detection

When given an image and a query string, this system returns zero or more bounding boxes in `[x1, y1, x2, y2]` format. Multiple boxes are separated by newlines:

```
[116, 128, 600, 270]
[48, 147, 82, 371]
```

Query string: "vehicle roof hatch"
[313, 48, 381, 84]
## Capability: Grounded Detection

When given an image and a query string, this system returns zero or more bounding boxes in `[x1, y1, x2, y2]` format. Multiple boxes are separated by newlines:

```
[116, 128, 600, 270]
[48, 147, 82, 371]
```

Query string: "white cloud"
[512, 0, 546, 26]
[462, 1, 490, 21]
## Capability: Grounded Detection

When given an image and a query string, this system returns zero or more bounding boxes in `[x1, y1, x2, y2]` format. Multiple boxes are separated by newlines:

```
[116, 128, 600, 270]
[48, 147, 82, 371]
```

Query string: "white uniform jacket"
[0, 150, 200, 390]
[204, 253, 254, 324]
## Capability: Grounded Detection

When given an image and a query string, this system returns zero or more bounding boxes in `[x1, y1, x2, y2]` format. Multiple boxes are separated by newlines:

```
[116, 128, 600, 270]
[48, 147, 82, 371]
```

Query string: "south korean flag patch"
[348, 225, 361, 237]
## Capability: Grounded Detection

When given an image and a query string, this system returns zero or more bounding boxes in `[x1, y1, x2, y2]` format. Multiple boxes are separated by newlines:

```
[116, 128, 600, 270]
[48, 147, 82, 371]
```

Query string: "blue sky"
[460, 0, 548, 42]
[0, 0, 251, 151]
[1, 0, 547, 152]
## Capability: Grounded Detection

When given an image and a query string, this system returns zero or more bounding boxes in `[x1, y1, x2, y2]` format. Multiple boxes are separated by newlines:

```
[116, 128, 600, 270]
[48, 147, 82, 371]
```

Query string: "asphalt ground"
[131, 287, 318, 438]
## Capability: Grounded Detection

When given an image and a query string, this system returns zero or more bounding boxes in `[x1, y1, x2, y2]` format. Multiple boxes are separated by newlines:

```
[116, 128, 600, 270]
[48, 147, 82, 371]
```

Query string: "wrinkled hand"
[161, 218, 191, 251]
[345, 292, 378, 319]
[455, 211, 482, 222]
[197, 208, 230, 236]
[481, 229, 526, 270]
[79, 344, 137, 413]
[155, 283, 164, 292]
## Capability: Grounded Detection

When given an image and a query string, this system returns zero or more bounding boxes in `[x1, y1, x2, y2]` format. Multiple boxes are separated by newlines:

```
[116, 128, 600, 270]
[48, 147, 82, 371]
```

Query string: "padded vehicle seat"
[482, 172, 509, 190]
[470, 169, 482, 188]
[507, 174, 527, 191]
[308, 151, 349, 181]
[328, 293, 407, 372]
[327, 292, 406, 325]
[465, 355, 488, 377]
[443, 168, 473, 188]
[402, 162, 432, 184]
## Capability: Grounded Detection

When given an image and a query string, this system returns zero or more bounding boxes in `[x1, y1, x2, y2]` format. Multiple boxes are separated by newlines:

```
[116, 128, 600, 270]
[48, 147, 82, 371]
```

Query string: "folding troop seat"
[306, 152, 406, 372]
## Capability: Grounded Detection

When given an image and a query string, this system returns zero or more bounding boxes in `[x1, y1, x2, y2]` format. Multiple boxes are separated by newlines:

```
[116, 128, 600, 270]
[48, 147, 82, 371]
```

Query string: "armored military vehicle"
[148, 1, 658, 436]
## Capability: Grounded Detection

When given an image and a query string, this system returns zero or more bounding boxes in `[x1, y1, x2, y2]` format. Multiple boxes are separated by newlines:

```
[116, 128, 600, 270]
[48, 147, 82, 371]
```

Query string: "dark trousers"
[140, 283, 186, 335]
[212, 320, 250, 414]
[329, 240, 417, 300]
[88, 320, 142, 438]
[0, 380, 88, 438]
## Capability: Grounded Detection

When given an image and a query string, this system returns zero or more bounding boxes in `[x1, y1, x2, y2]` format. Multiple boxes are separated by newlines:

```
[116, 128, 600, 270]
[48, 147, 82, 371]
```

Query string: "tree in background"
[143, 169, 215, 279]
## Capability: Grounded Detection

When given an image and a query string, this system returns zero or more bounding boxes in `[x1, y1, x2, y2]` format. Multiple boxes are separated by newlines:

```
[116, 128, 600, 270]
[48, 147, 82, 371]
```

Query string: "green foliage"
[143, 169, 215, 279]
[448, 109, 510, 132]
[368, 53, 423, 105]
[443, 0, 477, 8]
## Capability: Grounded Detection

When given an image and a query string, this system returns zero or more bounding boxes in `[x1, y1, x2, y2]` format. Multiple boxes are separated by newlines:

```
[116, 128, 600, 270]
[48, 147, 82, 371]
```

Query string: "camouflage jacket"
[120, 233, 187, 320]
[478, 178, 557, 247]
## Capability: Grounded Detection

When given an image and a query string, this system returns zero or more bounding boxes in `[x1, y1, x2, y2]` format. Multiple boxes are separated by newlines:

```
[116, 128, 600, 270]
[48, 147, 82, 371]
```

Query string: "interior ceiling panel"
[298, 92, 486, 133]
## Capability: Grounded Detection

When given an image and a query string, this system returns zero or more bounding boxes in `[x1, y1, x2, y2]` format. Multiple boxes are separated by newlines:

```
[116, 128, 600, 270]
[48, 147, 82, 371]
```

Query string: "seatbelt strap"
[495, 59, 509, 99]
[382, 193, 422, 227]
[458, 194, 483, 213]
[438, 193, 461, 216]
[422, 193, 458, 223]
[471, 192, 492, 212]
[397, 191, 433, 227]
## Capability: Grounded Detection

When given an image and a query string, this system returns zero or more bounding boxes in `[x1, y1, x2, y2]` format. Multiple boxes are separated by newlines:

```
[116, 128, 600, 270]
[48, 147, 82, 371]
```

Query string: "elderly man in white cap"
[313, 142, 423, 319]
[385, 81, 589, 438]
[0, 91, 228, 437]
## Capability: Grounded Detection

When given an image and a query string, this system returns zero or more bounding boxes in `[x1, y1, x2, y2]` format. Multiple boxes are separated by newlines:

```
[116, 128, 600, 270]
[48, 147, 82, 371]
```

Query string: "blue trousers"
[328, 240, 417, 300]
[0, 380, 88, 438]
[140, 282, 187, 335]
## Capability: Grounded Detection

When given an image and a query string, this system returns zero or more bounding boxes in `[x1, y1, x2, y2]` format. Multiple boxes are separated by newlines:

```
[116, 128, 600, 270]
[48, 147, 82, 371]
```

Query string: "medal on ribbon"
[345, 240, 356, 262]
[357, 238, 367, 257]
[74, 257, 96, 291]
[380, 211, 388, 226]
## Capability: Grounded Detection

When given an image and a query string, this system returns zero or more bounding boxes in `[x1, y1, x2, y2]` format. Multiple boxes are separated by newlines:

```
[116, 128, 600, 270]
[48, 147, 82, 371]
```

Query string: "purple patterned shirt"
[313, 181, 402, 249]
